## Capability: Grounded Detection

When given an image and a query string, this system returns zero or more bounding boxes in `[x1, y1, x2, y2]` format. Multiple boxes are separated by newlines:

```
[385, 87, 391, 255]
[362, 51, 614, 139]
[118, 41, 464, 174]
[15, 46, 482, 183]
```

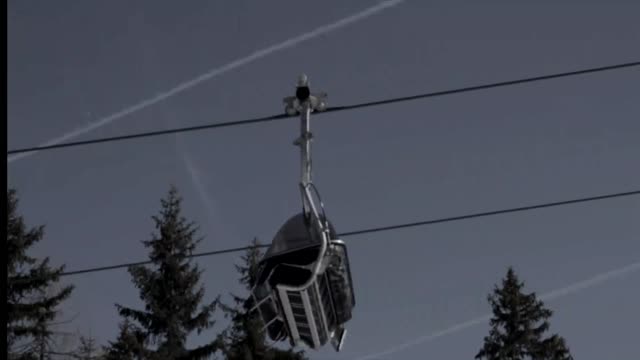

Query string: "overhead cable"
[8, 61, 639, 156]
[54, 189, 640, 277]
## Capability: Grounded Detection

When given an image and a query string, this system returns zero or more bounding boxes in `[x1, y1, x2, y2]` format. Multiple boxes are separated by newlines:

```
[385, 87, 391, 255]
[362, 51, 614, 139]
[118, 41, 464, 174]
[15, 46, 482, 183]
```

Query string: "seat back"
[276, 276, 331, 349]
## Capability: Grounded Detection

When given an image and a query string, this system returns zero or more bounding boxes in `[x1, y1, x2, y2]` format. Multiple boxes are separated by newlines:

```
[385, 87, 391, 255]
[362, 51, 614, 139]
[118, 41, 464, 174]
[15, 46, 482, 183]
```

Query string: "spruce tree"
[107, 185, 221, 359]
[74, 335, 101, 360]
[7, 189, 74, 360]
[103, 320, 146, 360]
[476, 267, 573, 360]
[220, 238, 307, 360]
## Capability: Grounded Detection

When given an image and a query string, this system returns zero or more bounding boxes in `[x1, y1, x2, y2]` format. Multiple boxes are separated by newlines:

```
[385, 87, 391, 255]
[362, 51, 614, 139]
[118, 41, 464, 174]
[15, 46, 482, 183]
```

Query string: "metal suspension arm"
[286, 74, 326, 218]
[295, 103, 313, 187]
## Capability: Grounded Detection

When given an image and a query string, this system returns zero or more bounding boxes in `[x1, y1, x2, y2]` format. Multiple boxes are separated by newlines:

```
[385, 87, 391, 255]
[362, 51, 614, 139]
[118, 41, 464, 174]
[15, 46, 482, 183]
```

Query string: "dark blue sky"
[8, 1, 640, 358]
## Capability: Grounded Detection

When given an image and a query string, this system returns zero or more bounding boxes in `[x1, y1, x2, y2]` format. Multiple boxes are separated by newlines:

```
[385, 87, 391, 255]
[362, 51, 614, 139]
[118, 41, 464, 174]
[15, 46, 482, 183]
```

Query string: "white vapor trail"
[8, 0, 405, 164]
[354, 260, 640, 360]
[173, 132, 232, 243]
[164, 110, 223, 238]
[181, 148, 218, 220]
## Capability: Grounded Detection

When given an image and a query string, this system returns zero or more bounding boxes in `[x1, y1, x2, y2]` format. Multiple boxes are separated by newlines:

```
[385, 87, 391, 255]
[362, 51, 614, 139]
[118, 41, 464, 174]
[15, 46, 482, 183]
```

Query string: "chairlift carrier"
[250, 75, 356, 351]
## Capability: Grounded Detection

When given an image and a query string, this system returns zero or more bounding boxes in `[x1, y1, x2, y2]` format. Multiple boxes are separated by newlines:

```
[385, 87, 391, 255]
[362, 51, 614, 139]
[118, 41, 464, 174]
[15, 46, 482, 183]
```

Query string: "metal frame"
[250, 75, 349, 351]
[274, 78, 335, 349]
[277, 287, 300, 342]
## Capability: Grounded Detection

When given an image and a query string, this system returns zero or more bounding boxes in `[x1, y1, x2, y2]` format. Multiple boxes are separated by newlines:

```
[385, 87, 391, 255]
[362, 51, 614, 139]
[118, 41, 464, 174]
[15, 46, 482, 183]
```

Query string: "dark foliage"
[7, 189, 74, 360]
[74, 335, 101, 360]
[476, 267, 573, 360]
[105, 186, 221, 359]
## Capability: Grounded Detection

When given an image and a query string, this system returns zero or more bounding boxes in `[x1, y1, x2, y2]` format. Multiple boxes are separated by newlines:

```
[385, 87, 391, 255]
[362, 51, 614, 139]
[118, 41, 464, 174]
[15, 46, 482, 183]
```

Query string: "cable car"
[250, 75, 356, 351]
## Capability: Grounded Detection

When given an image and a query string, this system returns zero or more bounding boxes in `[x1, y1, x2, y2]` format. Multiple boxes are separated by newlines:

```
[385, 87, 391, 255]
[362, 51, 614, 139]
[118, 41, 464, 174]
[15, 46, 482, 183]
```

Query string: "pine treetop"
[476, 267, 573, 360]
[110, 185, 221, 359]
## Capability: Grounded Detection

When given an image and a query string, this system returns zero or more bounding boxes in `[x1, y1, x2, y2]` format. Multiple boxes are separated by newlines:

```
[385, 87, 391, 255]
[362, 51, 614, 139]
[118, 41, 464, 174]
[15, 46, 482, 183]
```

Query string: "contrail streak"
[173, 133, 232, 244]
[164, 111, 224, 240]
[354, 260, 640, 360]
[8, 0, 405, 164]
[170, 127, 225, 231]
[181, 150, 218, 220]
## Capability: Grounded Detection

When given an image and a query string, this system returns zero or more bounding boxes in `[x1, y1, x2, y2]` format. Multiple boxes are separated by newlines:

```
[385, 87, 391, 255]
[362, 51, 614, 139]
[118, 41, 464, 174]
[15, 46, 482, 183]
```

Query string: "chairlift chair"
[250, 75, 356, 351]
